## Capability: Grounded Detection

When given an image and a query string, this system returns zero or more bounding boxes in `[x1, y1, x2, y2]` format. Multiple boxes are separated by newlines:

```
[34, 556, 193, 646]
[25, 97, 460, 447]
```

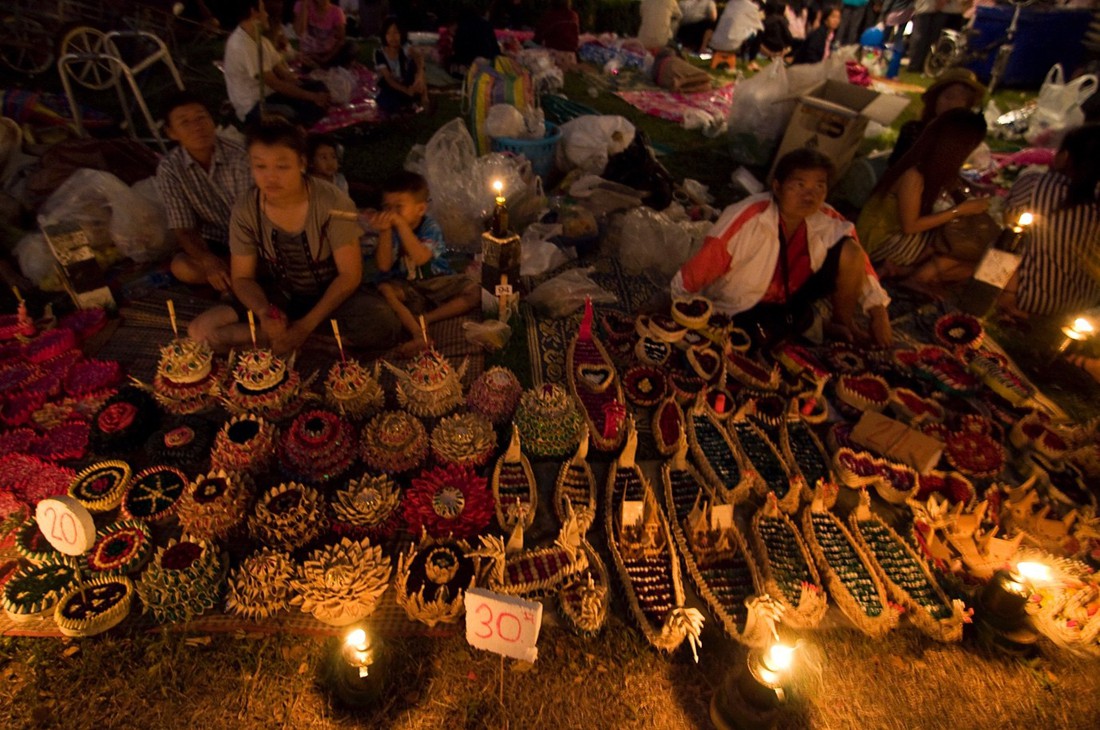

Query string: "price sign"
[494, 284, 513, 298]
[464, 588, 542, 663]
[35, 496, 96, 556]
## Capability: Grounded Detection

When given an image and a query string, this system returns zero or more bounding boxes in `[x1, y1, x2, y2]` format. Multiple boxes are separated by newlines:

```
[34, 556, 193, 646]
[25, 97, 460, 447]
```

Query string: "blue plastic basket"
[491, 122, 561, 180]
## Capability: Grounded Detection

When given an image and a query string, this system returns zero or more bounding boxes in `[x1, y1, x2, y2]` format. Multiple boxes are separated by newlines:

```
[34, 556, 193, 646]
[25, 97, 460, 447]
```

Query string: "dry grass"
[3, 615, 1098, 730]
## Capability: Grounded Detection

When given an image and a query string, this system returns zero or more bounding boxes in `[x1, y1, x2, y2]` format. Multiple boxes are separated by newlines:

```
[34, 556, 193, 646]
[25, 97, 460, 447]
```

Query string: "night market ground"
[2, 35, 1100, 730]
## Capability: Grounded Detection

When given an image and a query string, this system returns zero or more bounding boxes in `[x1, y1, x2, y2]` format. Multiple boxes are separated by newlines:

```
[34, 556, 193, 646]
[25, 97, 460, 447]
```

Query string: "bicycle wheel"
[923, 34, 958, 78]
[0, 15, 55, 77]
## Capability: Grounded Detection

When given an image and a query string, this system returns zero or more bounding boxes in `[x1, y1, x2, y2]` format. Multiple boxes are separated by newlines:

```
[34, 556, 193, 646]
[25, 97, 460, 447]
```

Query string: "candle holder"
[710, 641, 797, 730]
[323, 625, 389, 709]
[481, 179, 521, 299]
[974, 561, 1050, 657]
[1056, 316, 1095, 357]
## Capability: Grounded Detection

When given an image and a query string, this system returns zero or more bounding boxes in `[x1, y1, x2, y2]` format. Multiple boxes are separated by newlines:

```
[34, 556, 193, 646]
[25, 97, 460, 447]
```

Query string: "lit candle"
[1057, 314, 1095, 355]
[490, 179, 509, 237]
[342, 627, 375, 678]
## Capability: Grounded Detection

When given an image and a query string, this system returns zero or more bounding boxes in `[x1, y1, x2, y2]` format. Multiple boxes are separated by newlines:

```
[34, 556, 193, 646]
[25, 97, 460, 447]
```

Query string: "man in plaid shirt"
[155, 91, 252, 292]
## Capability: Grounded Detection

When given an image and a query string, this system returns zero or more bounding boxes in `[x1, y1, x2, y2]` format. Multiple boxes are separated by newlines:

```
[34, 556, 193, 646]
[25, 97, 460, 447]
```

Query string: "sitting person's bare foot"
[1068, 355, 1100, 383]
[824, 319, 870, 345]
[395, 337, 432, 358]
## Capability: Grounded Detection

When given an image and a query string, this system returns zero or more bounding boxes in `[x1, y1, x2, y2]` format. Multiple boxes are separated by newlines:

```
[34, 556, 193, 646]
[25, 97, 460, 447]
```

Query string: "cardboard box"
[768, 80, 910, 180]
[41, 221, 116, 311]
[851, 410, 944, 475]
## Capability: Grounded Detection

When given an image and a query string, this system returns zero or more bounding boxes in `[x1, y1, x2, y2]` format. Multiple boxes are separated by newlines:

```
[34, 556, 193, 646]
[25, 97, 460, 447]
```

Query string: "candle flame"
[345, 628, 367, 650]
[1014, 561, 1052, 584]
[1073, 317, 1094, 336]
[763, 642, 796, 673]
[492, 180, 503, 195]
[1017, 212, 1033, 227]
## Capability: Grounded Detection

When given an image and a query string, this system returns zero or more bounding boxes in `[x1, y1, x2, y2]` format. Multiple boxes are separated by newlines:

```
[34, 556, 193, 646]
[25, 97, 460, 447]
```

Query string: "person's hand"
[312, 90, 331, 109]
[259, 306, 287, 341]
[870, 306, 893, 349]
[269, 319, 310, 355]
[198, 253, 231, 293]
[956, 197, 991, 217]
[363, 209, 394, 231]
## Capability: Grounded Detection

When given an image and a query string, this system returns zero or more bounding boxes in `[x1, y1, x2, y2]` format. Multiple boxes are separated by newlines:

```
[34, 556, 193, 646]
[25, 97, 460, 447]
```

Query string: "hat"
[923, 68, 986, 101]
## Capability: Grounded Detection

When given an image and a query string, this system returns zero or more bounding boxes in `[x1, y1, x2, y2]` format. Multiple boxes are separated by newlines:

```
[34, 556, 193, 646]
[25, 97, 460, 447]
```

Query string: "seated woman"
[189, 117, 399, 355]
[858, 108, 990, 292]
[375, 16, 430, 114]
[294, 0, 357, 68]
[888, 68, 985, 167]
[999, 124, 1100, 319]
[676, 0, 718, 53]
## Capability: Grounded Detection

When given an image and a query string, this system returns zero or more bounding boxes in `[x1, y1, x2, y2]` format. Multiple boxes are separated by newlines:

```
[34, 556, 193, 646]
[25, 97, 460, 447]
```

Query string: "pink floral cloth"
[613, 83, 736, 124]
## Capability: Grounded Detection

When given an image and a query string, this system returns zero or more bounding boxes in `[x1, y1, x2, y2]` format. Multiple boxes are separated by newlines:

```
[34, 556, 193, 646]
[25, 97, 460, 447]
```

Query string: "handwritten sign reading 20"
[35, 496, 96, 556]
[464, 588, 542, 663]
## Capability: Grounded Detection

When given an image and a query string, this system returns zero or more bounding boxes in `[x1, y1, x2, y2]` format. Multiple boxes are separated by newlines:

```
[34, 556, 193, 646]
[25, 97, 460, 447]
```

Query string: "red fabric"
[534, 8, 580, 52]
[761, 220, 813, 303]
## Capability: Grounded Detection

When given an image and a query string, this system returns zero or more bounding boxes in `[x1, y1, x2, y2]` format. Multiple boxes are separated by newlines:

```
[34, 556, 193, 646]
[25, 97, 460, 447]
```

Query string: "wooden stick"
[247, 310, 257, 349]
[167, 299, 179, 339]
[11, 286, 23, 305]
[328, 209, 360, 222]
[331, 318, 345, 362]
[418, 315, 428, 344]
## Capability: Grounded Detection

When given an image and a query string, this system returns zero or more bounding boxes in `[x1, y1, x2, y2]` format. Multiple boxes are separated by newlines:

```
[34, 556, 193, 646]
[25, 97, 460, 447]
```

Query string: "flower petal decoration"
[277, 408, 358, 485]
[290, 537, 392, 626]
[404, 463, 493, 541]
[466, 366, 523, 424]
[329, 473, 404, 542]
[225, 548, 297, 621]
[250, 482, 328, 552]
[136, 538, 224, 624]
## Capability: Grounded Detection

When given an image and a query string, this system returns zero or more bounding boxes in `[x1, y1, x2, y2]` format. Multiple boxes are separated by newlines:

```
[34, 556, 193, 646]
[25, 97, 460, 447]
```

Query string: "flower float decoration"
[724, 347, 781, 391]
[117, 466, 186, 525]
[751, 493, 828, 629]
[849, 490, 968, 642]
[671, 296, 713, 330]
[64, 358, 122, 398]
[889, 387, 945, 424]
[277, 408, 358, 485]
[467, 366, 523, 424]
[568, 298, 627, 451]
[394, 533, 477, 627]
[491, 425, 538, 531]
[430, 411, 497, 467]
[68, 460, 132, 513]
[557, 540, 612, 636]
[55, 575, 135, 637]
[514, 383, 584, 457]
[89, 387, 159, 453]
[250, 482, 328, 552]
[143, 416, 216, 471]
[404, 463, 493, 541]
[835, 373, 891, 413]
[133, 337, 222, 415]
[13, 517, 60, 565]
[220, 348, 314, 420]
[360, 410, 429, 474]
[324, 358, 384, 419]
[329, 473, 404, 542]
[686, 400, 755, 504]
[210, 414, 278, 476]
[136, 538, 225, 624]
[605, 420, 704, 656]
[923, 418, 1006, 480]
[553, 428, 598, 533]
[177, 469, 252, 541]
[652, 395, 686, 458]
[225, 548, 296, 621]
[934, 312, 984, 351]
[385, 348, 469, 418]
[1010, 412, 1069, 462]
[895, 346, 980, 395]
[290, 536, 392, 626]
[622, 365, 668, 408]
[3, 560, 79, 622]
[471, 504, 590, 596]
[86, 519, 153, 576]
[802, 483, 897, 638]
[965, 349, 1034, 406]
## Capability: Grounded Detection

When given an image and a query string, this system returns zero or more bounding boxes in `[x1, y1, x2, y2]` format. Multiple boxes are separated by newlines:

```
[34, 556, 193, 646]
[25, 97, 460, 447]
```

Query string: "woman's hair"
[381, 16, 408, 46]
[245, 115, 307, 156]
[764, 1, 788, 18]
[1059, 123, 1100, 209]
[874, 108, 987, 212]
[920, 82, 980, 124]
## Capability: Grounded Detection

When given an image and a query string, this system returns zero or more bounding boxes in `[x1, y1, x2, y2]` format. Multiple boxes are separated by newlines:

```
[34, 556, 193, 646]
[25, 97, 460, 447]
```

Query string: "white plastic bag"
[38, 168, 169, 264]
[309, 66, 355, 106]
[463, 319, 511, 350]
[1027, 65, 1097, 146]
[485, 104, 526, 139]
[526, 266, 616, 318]
[14, 233, 55, 286]
[605, 208, 708, 279]
[557, 116, 635, 175]
[727, 62, 795, 167]
[520, 223, 572, 276]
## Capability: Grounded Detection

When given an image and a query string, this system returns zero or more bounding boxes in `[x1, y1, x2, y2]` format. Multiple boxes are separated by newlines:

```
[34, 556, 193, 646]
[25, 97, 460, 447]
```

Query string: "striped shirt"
[155, 137, 252, 247]
[1006, 171, 1100, 316]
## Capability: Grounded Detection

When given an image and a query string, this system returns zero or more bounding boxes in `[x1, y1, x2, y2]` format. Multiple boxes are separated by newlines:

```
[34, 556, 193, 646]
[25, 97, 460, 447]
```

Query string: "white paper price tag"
[35, 496, 96, 556]
[464, 588, 542, 663]
[495, 284, 514, 298]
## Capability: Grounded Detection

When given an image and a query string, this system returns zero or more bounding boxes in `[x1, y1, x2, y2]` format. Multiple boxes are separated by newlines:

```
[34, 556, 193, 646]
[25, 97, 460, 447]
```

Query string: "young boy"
[306, 134, 349, 194]
[365, 171, 480, 355]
